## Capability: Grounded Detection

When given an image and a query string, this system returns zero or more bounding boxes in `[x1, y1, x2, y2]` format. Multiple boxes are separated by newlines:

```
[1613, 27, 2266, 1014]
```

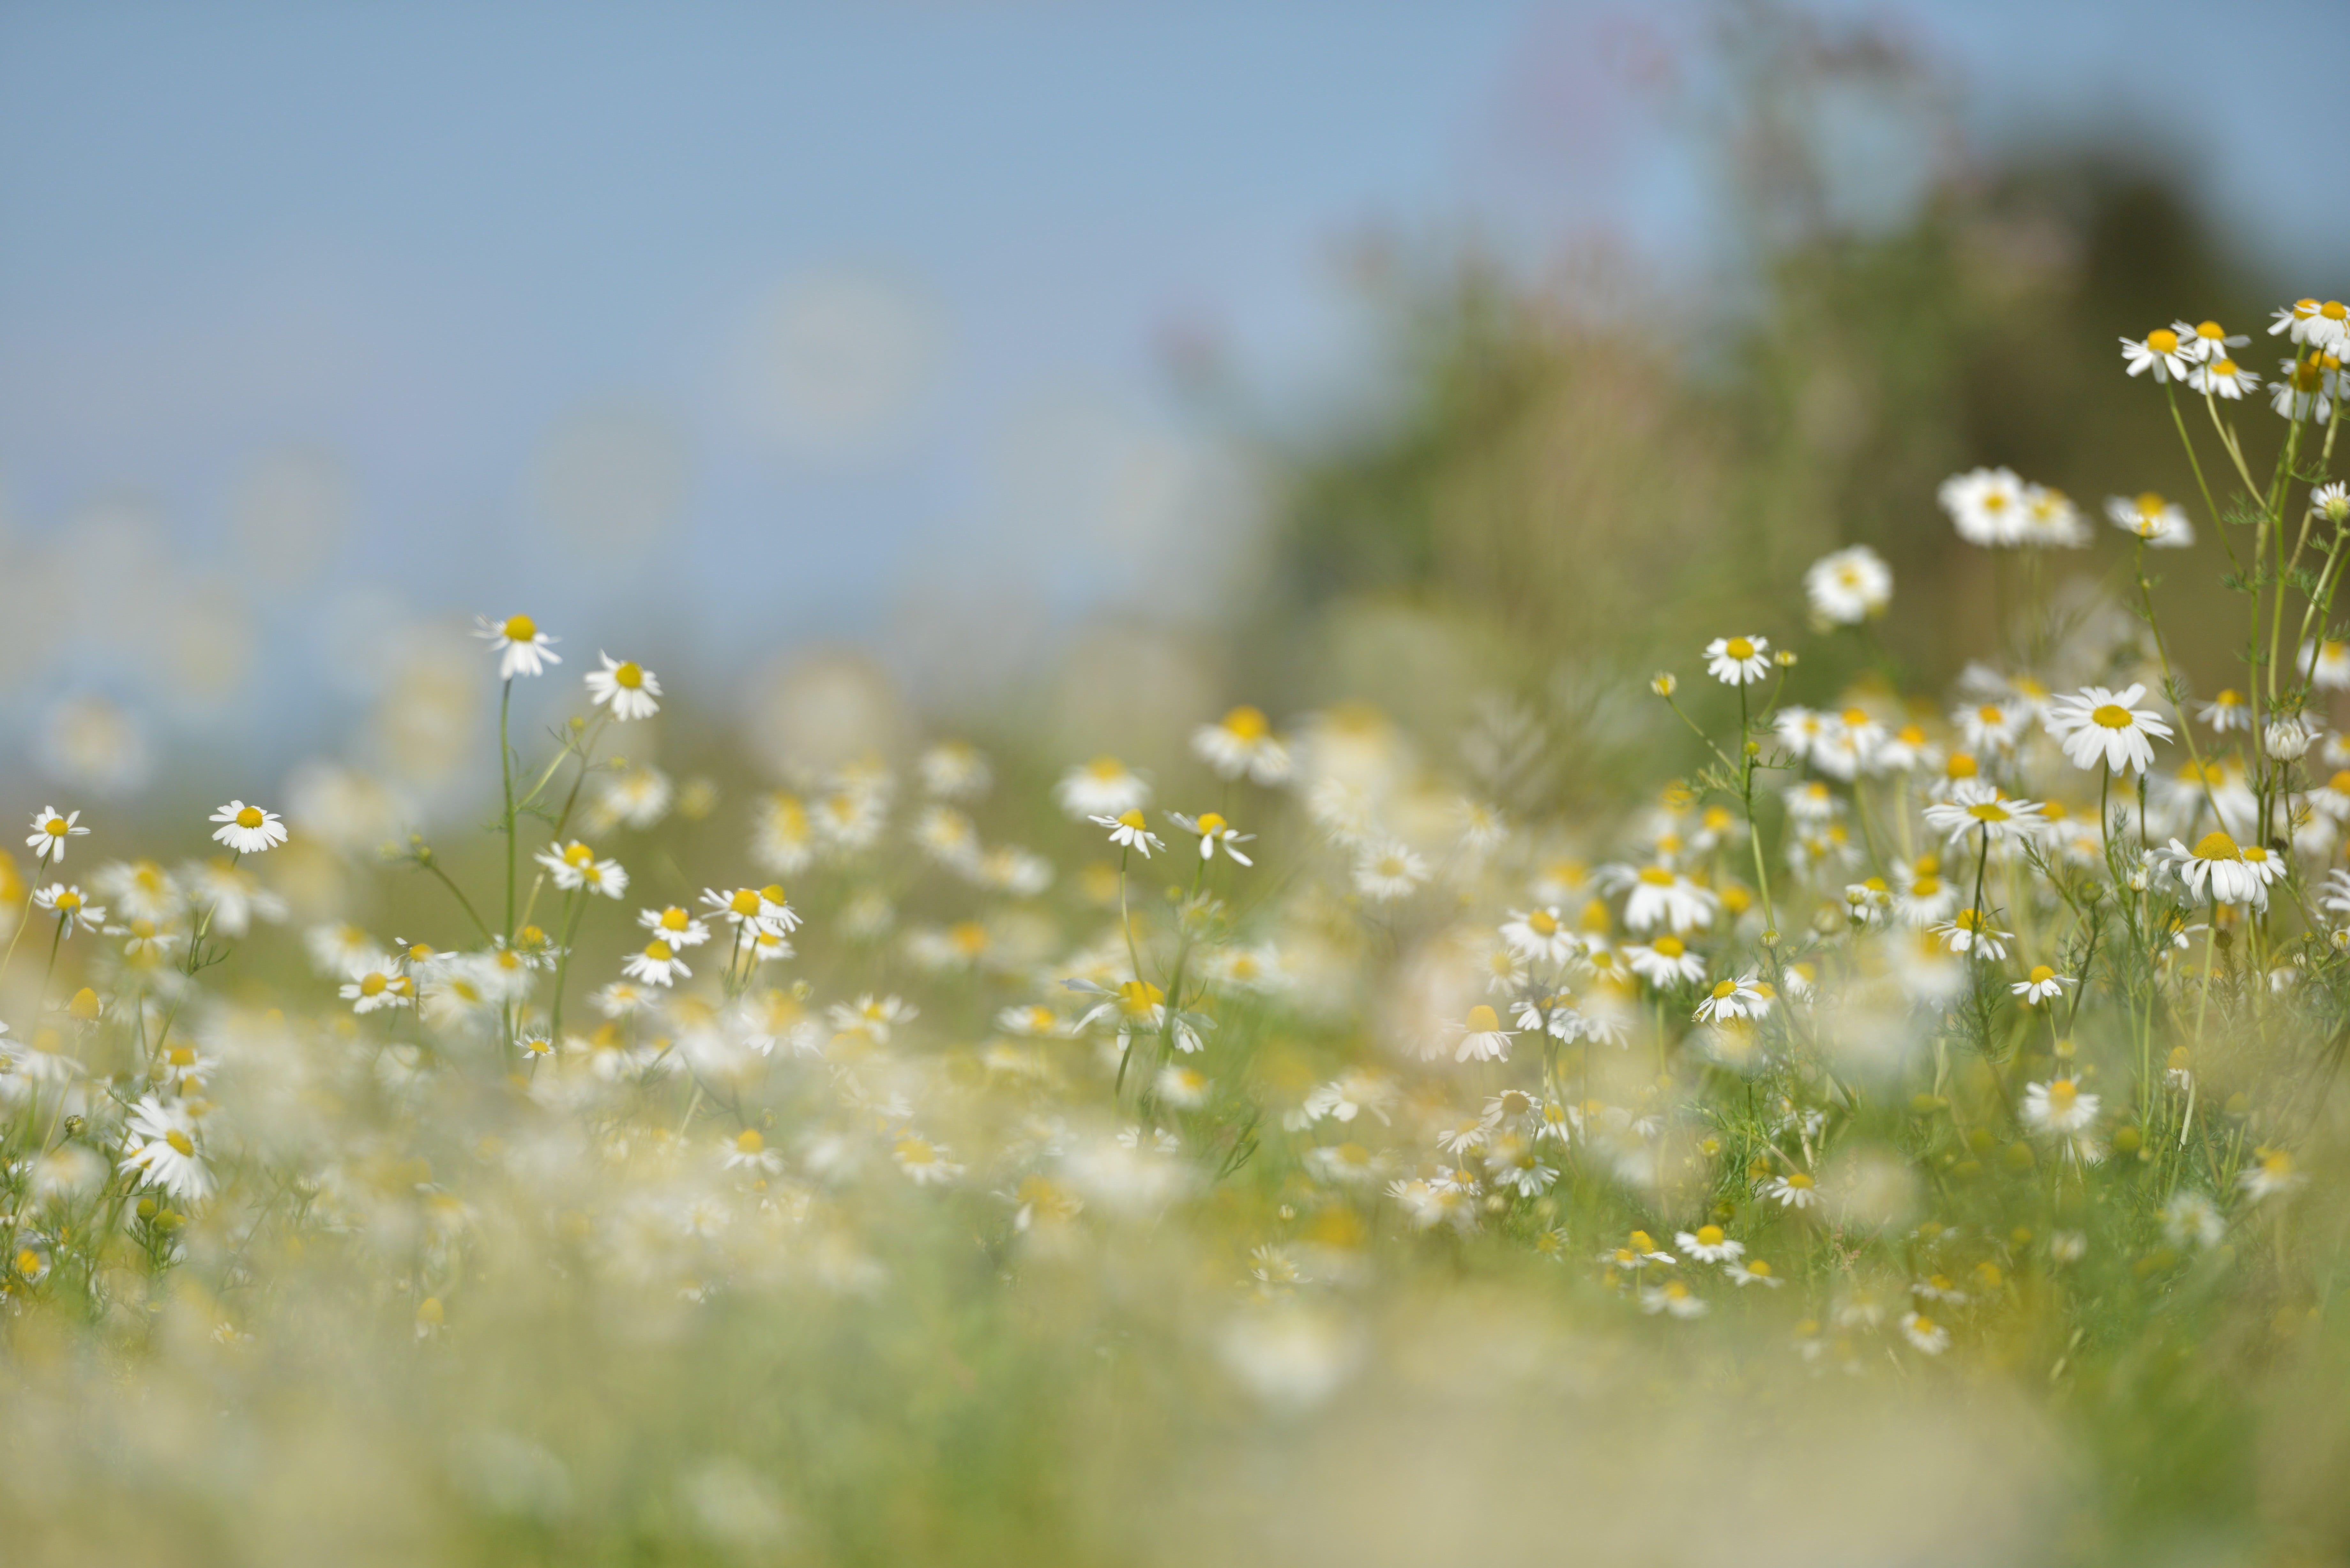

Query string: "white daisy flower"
[2119, 326, 2191, 382]
[2021, 1077, 2099, 1134]
[2105, 491, 2194, 547]
[33, 884, 105, 936]
[1899, 1311, 1950, 1355]
[1693, 974, 1772, 1023]
[1921, 780, 2044, 845]
[26, 805, 88, 864]
[621, 939, 692, 986]
[1929, 908, 2012, 960]
[1092, 810, 1166, 858]
[2042, 685, 2172, 774]
[1352, 841, 1429, 902]
[1605, 862, 1720, 935]
[2299, 637, 2350, 691]
[118, 1095, 211, 1203]
[1763, 1172, 1821, 1210]
[1623, 934, 1706, 987]
[916, 740, 992, 799]
[1675, 1225, 1744, 1263]
[1445, 1004, 1516, 1063]
[1804, 545, 1892, 625]
[2269, 356, 2334, 422]
[2187, 356, 2259, 399]
[1938, 466, 2027, 546]
[584, 652, 662, 720]
[475, 612, 560, 679]
[636, 905, 711, 948]
[208, 800, 288, 855]
[1191, 705, 1291, 784]
[2197, 689, 2251, 733]
[1054, 757, 1150, 819]
[1704, 634, 1772, 686]
[340, 967, 413, 1014]
[2161, 831, 2282, 908]
[1165, 811, 1254, 865]
[1498, 906, 1580, 967]
[1724, 1258, 1784, 1288]
[2177, 318, 2248, 361]
[2010, 965, 2074, 1006]
[2239, 1149, 2307, 1202]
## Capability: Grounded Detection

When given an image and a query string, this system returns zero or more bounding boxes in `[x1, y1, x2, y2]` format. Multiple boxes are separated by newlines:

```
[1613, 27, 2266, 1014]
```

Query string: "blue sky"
[0, 0, 2343, 780]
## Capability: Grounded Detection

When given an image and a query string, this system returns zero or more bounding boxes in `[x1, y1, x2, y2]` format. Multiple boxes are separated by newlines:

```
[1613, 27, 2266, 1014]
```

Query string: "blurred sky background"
[2, 0, 2346, 797]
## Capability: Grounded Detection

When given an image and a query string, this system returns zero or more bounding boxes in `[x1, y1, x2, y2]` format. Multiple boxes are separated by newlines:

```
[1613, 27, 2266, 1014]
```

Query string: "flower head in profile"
[2162, 831, 2283, 908]
[1192, 705, 1292, 784]
[2011, 965, 2074, 1006]
[1704, 635, 1772, 686]
[1446, 1004, 1515, 1063]
[474, 613, 560, 679]
[2042, 685, 2172, 774]
[26, 806, 88, 864]
[2021, 1076, 2099, 1133]
[1166, 811, 1254, 865]
[209, 801, 288, 855]
[585, 652, 662, 720]
[1054, 757, 1150, 819]
[2105, 491, 2194, 548]
[2119, 326, 2191, 382]
[1092, 810, 1165, 859]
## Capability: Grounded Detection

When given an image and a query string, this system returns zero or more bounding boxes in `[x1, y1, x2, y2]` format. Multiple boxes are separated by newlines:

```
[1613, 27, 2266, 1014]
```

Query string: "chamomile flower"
[584, 653, 662, 720]
[2119, 326, 2192, 382]
[622, 939, 692, 987]
[1498, 906, 1580, 967]
[2042, 685, 2172, 774]
[1641, 1280, 1708, 1319]
[1445, 1004, 1516, 1064]
[119, 1095, 211, 1203]
[1899, 1311, 1950, 1355]
[2188, 356, 2259, 399]
[2021, 1076, 2099, 1134]
[2162, 831, 2282, 907]
[1938, 467, 2027, 546]
[1675, 1225, 1744, 1263]
[1724, 1258, 1782, 1288]
[1693, 974, 1772, 1023]
[1929, 908, 2012, 961]
[1054, 757, 1150, 819]
[208, 800, 287, 855]
[1804, 545, 1892, 625]
[475, 613, 560, 679]
[2177, 318, 2248, 361]
[26, 806, 87, 864]
[2011, 965, 2074, 1006]
[1921, 780, 2044, 845]
[2105, 491, 2194, 547]
[2269, 356, 2335, 422]
[33, 884, 104, 935]
[1704, 635, 1772, 686]
[1623, 934, 1706, 987]
[536, 841, 629, 898]
[1191, 705, 1292, 784]
[1352, 841, 1429, 902]
[340, 967, 413, 1013]
[916, 741, 992, 799]
[702, 885, 800, 935]
[636, 905, 711, 948]
[2300, 638, 2350, 691]
[1093, 810, 1165, 858]
[1763, 1171, 1821, 1210]
[2239, 1148, 2307, 1202]
[2197, 689, 2251, 733]
[1165, 811, 1254, 865]
[1606, 863, 1720, 935]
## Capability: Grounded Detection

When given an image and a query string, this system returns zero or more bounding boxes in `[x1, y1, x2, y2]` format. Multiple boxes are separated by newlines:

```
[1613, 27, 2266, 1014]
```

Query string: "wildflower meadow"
[8, 283, 2350, 1565]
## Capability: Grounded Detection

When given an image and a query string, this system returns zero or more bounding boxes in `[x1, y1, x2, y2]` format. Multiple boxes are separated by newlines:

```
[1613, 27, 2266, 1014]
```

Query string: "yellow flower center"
[1117, 980, 1165, 1015]
[502, 614, 536, 641]
[1221, 705, 1269, 740]
[1696, 1225, 1724, 1246]
[1946, 753, 1978, 779]
[235, 806, 264, 829]
[2214, 689, 2242, 706]
[735, 1130, 765, 1154]
[1638, 866, 1674, 886]
[761, 885, 787, 906]
[2191, 831, 2240, 861]
[1724, 637, 1755, 660]
[2028, 965, 2054, 984]
[659, 907, 689, 931]
[1710, 980, 1736, 999]
[2090, 704, 2132, 729]
[2146, 328, 2179, 353]
[730, 889, 761, 917]
[54, 892, 79, 911]
[1196, 812, 1227, 834]
[1465, 1005, 1501, 1033]
[2046, 1080, 2078, 1112]
[131, 918, 156, 939]
[1652, 935, 1684, 957]
[2243, 846, 2269, 864]
[1086, 756, 1126, 780]
[1527, 909, 1559, 935]
[2211, 357, 2238, 378]
[644, 940, 674, 961]
[1967, 800, 2011, 822]
[43, 817, 67, 837]
[360, 973, 388, 996]
[2326, 301, 2348, 322]
[1784, 1172, 1813, 1189]
[612, 661, 644, 689]
[165, 1129, 195, 1157]
[564, 842, 595, 866]
[2195, 320, 2224, 340]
